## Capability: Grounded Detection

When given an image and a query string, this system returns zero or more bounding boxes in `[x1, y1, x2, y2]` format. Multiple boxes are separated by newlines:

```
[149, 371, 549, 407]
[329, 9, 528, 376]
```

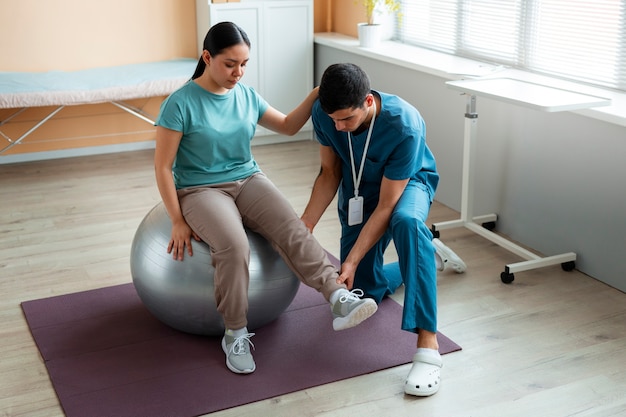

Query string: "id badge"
[348, 196, 364, 226]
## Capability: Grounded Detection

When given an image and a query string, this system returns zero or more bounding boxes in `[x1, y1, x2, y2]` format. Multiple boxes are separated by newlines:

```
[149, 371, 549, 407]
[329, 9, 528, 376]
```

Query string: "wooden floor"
[1, 140, 626, 416]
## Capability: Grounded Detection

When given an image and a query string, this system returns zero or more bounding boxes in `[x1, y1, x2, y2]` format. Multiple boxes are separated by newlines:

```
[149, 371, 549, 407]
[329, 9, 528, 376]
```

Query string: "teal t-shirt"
[156, 80, 269, 189]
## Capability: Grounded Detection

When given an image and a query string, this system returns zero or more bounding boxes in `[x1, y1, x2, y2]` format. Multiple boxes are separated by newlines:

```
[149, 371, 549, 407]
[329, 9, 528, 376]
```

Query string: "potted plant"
[357, 0, 401, 48]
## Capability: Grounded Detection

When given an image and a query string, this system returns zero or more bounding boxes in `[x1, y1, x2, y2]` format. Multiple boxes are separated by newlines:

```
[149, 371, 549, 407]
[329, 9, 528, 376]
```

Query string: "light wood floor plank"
[1, 140, 625, 416]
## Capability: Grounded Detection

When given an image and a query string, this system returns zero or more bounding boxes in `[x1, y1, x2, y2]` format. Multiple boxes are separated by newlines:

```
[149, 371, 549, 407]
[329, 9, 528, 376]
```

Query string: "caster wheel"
[482, 221, 496, 231]
[561, 261, 575, 271]
[501, 271, 514, 284]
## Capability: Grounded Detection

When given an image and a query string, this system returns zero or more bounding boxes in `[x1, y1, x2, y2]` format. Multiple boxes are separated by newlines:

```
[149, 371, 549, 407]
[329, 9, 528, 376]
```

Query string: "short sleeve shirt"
[312, 91, 439, 210]
[156, 81, 269, 189]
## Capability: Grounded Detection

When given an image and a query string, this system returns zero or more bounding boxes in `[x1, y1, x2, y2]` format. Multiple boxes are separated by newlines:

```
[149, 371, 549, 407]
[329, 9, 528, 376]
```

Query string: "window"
[396, 1, 626, 91]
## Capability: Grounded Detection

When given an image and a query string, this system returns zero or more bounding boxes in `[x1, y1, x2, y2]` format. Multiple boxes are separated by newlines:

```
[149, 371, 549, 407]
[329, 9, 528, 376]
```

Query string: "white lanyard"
[347, 100, 376, 198]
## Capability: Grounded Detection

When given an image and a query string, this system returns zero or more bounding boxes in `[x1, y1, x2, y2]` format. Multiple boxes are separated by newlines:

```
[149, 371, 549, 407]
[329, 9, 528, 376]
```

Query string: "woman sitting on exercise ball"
[153, 21, 377, 374]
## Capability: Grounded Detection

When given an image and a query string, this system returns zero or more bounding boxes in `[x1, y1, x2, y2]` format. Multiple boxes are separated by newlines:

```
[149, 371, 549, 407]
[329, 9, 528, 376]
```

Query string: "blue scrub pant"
[340, 181, 437, 334]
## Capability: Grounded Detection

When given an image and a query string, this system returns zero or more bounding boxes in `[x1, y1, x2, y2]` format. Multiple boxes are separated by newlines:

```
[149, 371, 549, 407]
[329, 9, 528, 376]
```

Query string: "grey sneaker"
[221, 331, 256, 374]
[433, 238, 466, 273]
[331, 289, 378, 331]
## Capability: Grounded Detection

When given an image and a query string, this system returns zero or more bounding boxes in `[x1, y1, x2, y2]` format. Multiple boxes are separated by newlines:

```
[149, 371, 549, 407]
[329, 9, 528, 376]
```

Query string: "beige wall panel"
[0, 0, 198, 72]
[2, 132, 156, 155]
[331, 0, 364, 37]
[1, 98, 164, 155]
[313, 0, 330, 33]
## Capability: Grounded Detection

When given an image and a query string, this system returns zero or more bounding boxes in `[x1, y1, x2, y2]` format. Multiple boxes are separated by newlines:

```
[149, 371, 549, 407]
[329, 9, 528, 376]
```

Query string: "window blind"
[396, 0, 626, 91]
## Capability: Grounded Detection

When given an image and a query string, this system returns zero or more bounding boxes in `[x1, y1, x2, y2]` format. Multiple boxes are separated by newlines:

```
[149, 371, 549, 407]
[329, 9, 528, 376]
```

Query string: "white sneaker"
[433, 238, 466, 273]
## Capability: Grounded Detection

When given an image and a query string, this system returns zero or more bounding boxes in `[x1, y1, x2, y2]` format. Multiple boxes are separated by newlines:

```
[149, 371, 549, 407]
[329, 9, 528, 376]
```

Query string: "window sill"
[314, 33, 626, 128]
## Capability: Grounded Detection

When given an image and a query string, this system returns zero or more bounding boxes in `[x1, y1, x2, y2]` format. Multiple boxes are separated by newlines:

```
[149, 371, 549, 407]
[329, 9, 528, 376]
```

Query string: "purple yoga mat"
[22, 266, 461, 417]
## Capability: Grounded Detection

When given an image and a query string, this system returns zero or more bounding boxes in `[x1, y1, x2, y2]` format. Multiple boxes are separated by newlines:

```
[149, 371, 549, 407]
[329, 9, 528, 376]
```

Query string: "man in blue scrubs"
[301, 63, 465, 396]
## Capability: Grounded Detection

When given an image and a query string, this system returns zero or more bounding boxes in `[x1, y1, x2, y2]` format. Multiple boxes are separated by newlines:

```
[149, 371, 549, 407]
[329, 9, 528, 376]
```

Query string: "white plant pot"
[357, 23, 382, 48]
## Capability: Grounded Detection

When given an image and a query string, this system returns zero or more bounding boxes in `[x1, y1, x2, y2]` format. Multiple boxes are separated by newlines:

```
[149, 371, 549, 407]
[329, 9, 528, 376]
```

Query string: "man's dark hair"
[318, 63, 371, 114]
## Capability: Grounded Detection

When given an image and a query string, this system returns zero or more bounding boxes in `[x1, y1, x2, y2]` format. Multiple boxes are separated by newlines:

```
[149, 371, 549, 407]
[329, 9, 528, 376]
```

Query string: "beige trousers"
[177, 172, 344, 330]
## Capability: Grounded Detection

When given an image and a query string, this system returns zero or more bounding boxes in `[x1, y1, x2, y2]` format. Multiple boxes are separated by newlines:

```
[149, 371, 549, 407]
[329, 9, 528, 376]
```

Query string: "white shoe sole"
[333, 299, 378, 331]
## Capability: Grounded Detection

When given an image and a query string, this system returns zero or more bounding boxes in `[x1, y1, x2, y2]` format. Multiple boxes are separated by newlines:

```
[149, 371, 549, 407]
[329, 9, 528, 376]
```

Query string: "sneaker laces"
[338, 288, 365, 304]
[228, 333, 255, 355]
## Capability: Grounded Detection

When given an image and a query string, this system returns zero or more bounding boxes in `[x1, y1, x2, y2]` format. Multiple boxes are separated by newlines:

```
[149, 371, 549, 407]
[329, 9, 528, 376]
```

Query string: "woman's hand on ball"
[168, 221, 201, 261]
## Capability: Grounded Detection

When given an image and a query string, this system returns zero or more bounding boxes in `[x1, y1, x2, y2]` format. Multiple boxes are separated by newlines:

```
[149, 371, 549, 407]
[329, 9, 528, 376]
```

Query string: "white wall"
[315, 43, 626, 292]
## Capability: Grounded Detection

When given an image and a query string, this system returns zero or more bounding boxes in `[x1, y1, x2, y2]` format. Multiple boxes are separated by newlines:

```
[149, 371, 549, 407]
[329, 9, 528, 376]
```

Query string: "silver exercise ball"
[130, 202, 300, 336]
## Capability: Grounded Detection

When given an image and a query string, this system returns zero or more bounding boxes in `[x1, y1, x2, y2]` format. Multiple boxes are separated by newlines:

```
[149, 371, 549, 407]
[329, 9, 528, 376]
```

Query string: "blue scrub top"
[312, 91, 439, 215]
